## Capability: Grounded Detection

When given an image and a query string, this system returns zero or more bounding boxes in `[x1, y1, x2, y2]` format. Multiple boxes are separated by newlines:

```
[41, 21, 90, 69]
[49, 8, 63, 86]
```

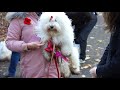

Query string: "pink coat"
[6, 12, 60, 78]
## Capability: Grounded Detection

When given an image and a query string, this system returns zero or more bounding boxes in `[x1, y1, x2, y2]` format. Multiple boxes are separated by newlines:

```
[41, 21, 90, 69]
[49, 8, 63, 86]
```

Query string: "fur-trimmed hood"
[5, 12, 29, 22]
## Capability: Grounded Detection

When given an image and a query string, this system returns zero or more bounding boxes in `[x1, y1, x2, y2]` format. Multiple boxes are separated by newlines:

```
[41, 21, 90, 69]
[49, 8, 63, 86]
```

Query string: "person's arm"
[96, 39, 120, 77]
[5, 18, 28, 52]
[97, 44, 110, 66]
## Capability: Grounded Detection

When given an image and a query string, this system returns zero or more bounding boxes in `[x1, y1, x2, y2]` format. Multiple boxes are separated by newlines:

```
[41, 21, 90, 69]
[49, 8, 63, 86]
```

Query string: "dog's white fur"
[35, 12, 80, 77]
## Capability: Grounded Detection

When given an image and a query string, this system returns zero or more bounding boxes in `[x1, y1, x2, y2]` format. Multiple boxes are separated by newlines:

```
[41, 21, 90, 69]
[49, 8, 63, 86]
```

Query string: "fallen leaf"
[81, 75, 86, 77]
[94, 26, 98, 29]
[90, 37, 95, 39]
[97, 40, 103, 43]
[85, 56, 90, 60]
[86, 50, 90, 52]
[95, 49, 98, 51]
[87, 45, 92, 48]
[95, 59, 100, 62]
[3, 72, 6, 75]
[82, 64, 92, 69]
[86, 55, 90, 58]
[98, 47, 104, 49]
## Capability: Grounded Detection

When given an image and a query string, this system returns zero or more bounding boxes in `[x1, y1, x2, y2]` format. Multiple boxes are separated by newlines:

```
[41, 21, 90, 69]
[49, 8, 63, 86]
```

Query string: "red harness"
[45, 40, 69, 78]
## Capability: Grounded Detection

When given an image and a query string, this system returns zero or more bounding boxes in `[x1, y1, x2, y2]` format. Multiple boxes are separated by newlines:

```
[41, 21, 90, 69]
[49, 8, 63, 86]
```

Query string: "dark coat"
[66, 12, 97, 43]
[97, 26, 120, 78]
[66, 12, 92, 32]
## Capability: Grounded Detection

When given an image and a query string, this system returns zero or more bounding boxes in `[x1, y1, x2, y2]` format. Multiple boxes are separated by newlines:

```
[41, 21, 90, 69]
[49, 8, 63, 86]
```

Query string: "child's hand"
[89, 67, 97, 78]
[27, 41, 44, 50]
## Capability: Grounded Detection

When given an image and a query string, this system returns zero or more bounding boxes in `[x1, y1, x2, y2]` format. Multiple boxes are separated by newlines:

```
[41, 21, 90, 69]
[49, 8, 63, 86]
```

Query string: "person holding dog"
[90, 12, 120, 78]
[5, 12, 42, 78]
[5, 12, 61, 78]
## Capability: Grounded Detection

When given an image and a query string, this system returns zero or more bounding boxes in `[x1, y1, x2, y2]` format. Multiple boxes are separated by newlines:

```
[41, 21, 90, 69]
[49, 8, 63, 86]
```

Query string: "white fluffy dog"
[35, 12, 80, 78]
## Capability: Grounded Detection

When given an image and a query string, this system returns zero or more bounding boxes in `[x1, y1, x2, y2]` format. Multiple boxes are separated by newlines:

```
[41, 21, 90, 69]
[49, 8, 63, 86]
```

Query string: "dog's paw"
[70, 67, 80, 75]
[61, 72, 71, 78]
[60, 61, 71, 78]
[61, 69, 71, 78]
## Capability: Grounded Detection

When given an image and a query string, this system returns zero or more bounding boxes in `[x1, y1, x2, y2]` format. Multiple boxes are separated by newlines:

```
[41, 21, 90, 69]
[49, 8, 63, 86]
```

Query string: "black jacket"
[66, 12, 97, 42]
[97, 27, 120, 78]
[66, 12, 92, 30]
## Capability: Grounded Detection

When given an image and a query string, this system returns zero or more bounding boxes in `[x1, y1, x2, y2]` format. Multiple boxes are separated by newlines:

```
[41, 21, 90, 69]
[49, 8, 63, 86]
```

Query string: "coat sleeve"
[96, 41, 120, 77]
[6, 19, 28, 52]
[97, 44, 110, 66]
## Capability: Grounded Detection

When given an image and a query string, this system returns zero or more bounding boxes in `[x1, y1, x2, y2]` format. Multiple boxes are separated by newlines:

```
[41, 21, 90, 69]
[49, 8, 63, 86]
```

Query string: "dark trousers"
[75, 13, 97, 60]
[8, 52, 20, 77]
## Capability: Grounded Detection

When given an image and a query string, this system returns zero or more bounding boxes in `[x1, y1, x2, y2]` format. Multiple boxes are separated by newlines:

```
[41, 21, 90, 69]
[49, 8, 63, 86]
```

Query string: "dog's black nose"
[50, 26, 54, 29]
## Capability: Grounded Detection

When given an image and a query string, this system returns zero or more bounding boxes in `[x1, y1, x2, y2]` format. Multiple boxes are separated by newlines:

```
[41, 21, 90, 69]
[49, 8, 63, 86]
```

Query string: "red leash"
[54, 57, 60, 78]
[47, 59, 60, 78]
[46, 41, 60, 78]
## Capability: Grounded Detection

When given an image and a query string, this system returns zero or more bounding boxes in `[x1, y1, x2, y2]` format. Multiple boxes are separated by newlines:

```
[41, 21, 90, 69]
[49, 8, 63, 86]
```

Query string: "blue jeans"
[8, 52, 20, 77]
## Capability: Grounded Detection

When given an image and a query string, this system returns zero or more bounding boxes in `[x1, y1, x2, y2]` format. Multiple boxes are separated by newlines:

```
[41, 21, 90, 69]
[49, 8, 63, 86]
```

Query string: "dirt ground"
[0, 13, 110, 78]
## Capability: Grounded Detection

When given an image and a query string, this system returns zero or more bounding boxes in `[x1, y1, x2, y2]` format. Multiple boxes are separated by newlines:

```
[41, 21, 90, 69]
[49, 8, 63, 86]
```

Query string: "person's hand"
[27, 41, 44, 50]
[89, 67, 97, 78]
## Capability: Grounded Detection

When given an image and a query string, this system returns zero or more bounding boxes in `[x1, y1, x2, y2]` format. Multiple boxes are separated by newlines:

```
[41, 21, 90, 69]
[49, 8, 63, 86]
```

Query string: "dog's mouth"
[47, 28, 58, 33]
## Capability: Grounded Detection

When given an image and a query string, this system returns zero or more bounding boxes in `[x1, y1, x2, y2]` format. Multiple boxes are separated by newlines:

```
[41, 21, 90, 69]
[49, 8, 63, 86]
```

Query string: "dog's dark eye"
[55, 19, 57, 22]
